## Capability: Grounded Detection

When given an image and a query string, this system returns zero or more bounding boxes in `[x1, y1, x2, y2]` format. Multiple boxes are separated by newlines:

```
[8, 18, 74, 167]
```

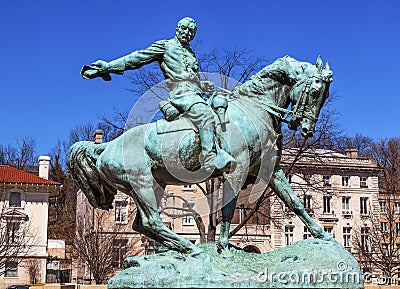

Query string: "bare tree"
[24, 259, 41, 284]
[199, 47, 267, 89]
[352, 137, 400, 283]
[71, 209, 132, 284]
[334, 134, 374, 158]
[0, 137, 36, 169]
[0, 202, 39, 276]
[161, 194, 207, 243]
[47, 139, 79, 245]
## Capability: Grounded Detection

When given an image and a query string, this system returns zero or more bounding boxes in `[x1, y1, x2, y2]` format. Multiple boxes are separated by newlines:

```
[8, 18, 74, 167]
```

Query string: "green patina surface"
[108, 240, 363, 288]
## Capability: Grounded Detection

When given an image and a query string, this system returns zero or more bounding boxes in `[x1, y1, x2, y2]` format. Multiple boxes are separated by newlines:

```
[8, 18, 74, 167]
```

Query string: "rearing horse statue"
[67, 55, 333, 257]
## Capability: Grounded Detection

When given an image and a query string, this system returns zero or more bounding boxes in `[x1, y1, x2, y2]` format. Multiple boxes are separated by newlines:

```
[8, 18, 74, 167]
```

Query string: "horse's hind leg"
[270, 167, 333, 241]
[130, 179, 205, 258]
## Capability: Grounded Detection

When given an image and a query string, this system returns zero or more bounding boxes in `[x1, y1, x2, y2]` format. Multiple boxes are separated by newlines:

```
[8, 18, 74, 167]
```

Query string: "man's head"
[176, 17, 197, 45]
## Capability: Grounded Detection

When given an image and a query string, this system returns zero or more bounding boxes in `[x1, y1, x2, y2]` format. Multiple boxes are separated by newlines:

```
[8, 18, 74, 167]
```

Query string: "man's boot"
[198, 129, 236, 173]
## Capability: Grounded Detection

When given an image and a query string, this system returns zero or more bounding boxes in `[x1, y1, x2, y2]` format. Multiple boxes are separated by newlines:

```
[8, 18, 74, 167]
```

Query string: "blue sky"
[1, 0, 399, 155]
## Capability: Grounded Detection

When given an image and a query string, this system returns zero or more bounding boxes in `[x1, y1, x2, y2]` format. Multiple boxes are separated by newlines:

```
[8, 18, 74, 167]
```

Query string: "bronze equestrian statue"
[69, 17, 334, 259]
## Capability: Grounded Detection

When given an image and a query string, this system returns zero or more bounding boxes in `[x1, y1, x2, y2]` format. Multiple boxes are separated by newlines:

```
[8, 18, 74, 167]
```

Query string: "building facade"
[0, 157, 60, 287]
[271, 149, 380, 260]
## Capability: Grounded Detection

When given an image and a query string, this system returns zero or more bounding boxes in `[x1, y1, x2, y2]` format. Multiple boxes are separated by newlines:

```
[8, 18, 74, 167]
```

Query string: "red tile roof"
[0, 165, 61, 185]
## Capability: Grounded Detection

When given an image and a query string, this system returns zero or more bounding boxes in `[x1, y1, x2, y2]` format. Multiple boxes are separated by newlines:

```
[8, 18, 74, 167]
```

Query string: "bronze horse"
[68, 55, 334, 257]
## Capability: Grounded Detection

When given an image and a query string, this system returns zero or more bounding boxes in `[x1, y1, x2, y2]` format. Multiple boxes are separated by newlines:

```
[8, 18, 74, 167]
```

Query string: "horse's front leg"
[217, 160, 248, 255]
[270, 166, 333, 241]
[217, 180, 238, 254]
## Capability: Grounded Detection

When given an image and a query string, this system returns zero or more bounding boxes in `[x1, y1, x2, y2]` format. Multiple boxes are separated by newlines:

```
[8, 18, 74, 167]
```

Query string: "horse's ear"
[324, 61, 330, 71]
[316, 55, 323, 72]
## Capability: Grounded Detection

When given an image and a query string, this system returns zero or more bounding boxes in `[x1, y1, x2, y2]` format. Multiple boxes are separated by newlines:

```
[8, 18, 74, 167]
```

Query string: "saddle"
[156, 94, 229, 135]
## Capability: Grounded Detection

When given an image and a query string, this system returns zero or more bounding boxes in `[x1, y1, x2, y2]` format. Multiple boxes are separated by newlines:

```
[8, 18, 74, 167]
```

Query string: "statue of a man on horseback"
[71, 16, 337, 260]
[81, 17, 235, 173]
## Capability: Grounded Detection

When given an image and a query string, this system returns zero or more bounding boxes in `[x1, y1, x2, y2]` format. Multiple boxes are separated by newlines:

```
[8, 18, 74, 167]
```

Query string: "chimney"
[38, 156, 51, 180]
[94, 129, 103, 144]
[345, 149, 358, 158]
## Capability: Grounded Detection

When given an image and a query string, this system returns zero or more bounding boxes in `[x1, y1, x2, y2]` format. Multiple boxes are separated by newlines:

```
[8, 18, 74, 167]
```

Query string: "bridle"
[264, 74, 323, 126]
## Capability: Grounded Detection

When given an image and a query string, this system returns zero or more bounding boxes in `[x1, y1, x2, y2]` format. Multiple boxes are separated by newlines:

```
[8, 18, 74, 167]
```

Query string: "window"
[343, 227, 352, 249]
[396, 223, 400, 236]
[182, 184, 195, 191]
[322, 175, 331, 186]
[7, 221, 21, 243]
[303, 195, 312, 210]
[324, 226, 333, 237]
[380, 201, 387, 213]
[239, 204, 246, 223]
[113, 239, 128, 268]
[285, 226, 294, 245]
[381, 222, 388, 234]
[144, 238, 163, 256]
[360, 197, 369, 215]
[395, 201, 400, 213]
[323, 196, 332, 213]
[342, 176, 349, 187]
[5, 261, 18, 277]
[284, 203, 291, 212]
[361, 227, 370, 252]
[218, 187, 223, 199]
[303, 226, 312, 239]
[182, 202, 195, 225]
[397, 244, 400, 260]
[342, 197, 351, 215]
[360, 177, 368, 188]
[115, 200, 128, 224]
[9, 192, 22, 207]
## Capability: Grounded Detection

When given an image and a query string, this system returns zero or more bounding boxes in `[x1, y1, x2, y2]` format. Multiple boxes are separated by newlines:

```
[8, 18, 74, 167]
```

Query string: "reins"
[213, 79, 311, 124]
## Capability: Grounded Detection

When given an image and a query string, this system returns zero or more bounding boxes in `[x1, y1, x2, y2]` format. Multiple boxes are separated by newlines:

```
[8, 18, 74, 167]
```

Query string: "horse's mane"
[229, 56, 319, 110]
[235, 56, 315, 97]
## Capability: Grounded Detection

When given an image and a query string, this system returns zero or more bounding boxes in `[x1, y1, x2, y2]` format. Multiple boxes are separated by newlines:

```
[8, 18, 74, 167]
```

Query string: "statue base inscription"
[108, 239, 363, 288]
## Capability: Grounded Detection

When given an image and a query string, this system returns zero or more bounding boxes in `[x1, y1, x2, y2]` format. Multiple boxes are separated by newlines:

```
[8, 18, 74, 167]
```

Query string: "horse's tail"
[67, 141, 117, 210]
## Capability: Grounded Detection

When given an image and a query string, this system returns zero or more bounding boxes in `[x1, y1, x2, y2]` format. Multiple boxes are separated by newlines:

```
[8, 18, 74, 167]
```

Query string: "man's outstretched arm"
[81, 40, 166, 81]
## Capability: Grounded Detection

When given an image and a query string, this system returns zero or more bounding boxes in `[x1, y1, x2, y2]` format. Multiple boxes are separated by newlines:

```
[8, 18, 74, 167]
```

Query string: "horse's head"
[288, 56, 333, 137]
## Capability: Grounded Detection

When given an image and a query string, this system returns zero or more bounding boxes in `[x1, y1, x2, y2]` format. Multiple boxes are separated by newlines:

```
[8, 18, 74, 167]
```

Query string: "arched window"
[242, 244, 261, 254]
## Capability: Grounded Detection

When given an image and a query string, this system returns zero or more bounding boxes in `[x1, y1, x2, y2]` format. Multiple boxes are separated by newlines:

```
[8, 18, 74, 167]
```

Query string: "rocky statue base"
[108, 239, 363, 288]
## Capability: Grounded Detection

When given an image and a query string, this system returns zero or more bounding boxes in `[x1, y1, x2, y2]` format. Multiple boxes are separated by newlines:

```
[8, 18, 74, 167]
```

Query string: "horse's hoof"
[189, 249, 209, 261]
[156, 247, 170, 253]
[216, 240, 228, 251]
[123, 257, 141, 269]
[220, 248, 234, 261]
[174, 253, 186, 261]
